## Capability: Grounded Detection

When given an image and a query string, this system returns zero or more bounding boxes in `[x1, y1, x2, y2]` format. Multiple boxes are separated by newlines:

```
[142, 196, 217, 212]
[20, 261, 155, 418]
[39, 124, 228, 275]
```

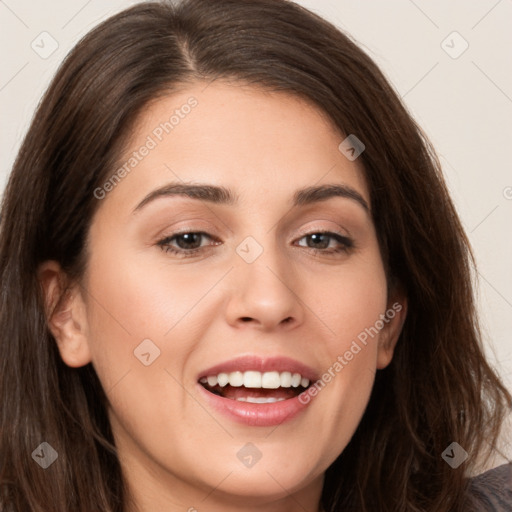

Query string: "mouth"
[199, 370, 313, 403]
[196, 356, 319, 426]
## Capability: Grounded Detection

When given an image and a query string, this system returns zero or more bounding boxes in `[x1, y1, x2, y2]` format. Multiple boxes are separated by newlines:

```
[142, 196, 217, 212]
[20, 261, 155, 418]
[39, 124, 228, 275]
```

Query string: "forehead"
[99, 81, 370, 214]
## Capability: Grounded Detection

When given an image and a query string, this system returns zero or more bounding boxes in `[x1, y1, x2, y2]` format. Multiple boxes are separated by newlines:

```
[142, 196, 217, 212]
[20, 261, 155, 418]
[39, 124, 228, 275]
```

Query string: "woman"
[0, 0, 510, 511]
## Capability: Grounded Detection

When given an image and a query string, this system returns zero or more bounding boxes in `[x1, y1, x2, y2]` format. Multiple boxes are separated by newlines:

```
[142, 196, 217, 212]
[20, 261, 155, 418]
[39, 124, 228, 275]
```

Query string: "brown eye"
[157, 231, 220, 258]
[305, 233, 330, 249]
[173, 233, 204, 250]
[296, 232, 354, 254]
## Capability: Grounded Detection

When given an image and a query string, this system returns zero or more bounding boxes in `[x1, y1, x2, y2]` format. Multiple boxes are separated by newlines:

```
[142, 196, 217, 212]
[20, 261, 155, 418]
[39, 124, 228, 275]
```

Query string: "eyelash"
[157, 230, 354, 258]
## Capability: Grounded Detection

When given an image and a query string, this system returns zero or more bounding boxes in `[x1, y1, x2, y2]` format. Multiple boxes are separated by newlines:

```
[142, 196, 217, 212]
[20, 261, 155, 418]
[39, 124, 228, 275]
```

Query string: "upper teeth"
[200, 371, 310, 389]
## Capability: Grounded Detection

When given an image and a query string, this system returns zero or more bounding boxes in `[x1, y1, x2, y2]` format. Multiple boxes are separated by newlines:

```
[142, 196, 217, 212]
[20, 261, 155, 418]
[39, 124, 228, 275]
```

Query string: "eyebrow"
[293, 184, 369, 212]
[133, 182, 370, 214]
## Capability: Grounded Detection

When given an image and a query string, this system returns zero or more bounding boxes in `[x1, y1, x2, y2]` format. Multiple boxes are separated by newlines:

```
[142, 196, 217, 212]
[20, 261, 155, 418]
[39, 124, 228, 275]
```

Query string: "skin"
[39, 81, 407, 512]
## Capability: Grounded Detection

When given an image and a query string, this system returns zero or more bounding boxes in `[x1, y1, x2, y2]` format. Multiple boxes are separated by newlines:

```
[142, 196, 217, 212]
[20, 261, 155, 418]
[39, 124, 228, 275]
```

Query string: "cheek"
[81, 241, 235, 401]
[82, 248, 218, 444]
[300, 251, 388, 354]
[84, 245, 218, 345]
[295, 251, 388, 455]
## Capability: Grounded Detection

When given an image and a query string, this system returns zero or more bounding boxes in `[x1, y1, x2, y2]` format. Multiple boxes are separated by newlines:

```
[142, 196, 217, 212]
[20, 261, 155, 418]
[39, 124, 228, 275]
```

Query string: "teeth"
[291, 373, 302, 387]
[261, 371, 281, 389]
[236, 396, 287, 403]
[280, 371, 292, 387]
[229, 371, 244, 387]
[200, 370, 311, 389]
[217, 373, 229, 387]
[301, 377, 310, 388]
[243, 371, 261, 388]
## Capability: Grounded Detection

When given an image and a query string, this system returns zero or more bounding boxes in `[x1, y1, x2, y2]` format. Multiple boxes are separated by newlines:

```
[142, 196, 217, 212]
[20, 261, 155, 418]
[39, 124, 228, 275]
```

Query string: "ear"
[38, 261, 92, 368]
[376, 291, 407, 370]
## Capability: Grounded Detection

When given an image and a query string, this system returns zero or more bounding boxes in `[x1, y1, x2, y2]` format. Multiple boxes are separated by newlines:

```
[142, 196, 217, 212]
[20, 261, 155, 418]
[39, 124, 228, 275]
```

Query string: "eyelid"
[157, 231, 220, 259]
[158, 230, 219, 246]
[159, 227, 350, 244]
[156, 213, 357, 255]
[295, 230, 354, 250]
[156, 224, 218, 242]
[293, 222, 352, 240]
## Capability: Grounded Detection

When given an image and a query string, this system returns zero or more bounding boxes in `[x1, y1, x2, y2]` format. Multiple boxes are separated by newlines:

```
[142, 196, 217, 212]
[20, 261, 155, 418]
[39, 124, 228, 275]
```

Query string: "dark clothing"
[466, 463, 512, 511]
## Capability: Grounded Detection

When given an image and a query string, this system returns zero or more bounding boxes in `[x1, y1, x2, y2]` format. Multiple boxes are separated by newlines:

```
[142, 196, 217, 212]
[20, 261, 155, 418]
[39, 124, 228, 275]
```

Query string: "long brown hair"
[1, 1, 510, 510]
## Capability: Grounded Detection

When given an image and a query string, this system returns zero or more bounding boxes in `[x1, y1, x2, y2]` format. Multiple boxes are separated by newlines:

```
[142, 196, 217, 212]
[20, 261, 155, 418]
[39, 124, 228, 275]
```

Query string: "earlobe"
[38, 261, 92, 368]
[376, 296, 408, 369]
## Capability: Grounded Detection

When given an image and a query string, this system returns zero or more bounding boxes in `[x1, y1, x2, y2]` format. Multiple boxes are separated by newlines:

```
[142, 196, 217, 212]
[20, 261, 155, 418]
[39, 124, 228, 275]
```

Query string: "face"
[43, 82, 406, 511]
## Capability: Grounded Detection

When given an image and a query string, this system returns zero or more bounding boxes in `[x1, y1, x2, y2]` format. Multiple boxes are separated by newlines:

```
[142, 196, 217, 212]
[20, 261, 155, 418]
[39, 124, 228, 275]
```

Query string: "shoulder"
[465, 463, 512, 512]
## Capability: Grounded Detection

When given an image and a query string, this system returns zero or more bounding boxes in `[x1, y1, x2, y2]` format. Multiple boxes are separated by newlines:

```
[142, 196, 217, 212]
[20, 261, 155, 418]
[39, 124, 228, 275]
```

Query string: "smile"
[200, 370, 311, 403]
[197, 356, 318, 426]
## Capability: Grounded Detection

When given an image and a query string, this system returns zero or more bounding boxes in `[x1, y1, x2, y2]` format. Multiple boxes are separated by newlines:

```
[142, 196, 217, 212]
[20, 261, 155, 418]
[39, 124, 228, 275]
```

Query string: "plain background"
[1, 0, 511, 464]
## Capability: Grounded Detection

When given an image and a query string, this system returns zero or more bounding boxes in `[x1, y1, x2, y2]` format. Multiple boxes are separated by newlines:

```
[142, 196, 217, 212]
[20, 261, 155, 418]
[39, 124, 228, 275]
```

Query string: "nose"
[224, 244, 305, 332]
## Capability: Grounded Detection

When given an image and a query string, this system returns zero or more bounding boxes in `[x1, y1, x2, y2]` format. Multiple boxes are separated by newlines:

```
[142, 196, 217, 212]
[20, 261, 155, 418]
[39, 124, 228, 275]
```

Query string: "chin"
[191, 450, 322, 501]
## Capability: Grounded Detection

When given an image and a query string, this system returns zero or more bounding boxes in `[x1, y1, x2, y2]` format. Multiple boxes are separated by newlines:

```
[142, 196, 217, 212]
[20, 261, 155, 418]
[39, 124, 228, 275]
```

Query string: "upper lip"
[197, 355, 319, 382]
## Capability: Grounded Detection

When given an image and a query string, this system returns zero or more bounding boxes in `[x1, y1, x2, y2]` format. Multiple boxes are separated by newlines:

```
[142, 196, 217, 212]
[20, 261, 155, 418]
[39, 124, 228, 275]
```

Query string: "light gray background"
[1, 0, 511, 464]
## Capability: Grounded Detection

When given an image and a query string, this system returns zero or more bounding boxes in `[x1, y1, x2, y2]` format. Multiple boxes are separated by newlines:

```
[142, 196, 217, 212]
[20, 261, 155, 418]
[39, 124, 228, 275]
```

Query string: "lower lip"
[197, 384, 315, 427]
